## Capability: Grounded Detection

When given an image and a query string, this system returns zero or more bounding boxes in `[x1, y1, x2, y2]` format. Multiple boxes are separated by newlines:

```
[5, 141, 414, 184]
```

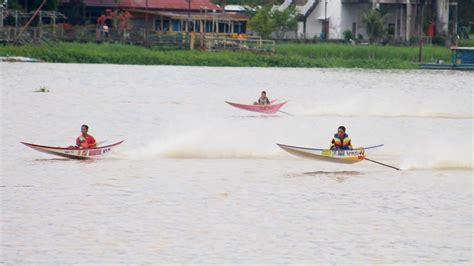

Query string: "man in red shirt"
[76, 125, 97, 149]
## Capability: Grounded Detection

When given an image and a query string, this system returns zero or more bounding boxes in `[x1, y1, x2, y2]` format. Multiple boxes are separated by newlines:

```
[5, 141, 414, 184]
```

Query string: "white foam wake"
[303, 111, 473, 120]
[399, 142, 473, 170]
[124, 123, 287, 160]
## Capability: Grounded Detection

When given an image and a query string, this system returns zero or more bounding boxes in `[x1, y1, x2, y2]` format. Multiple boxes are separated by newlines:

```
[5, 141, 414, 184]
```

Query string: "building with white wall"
[277, 0, 457, 41]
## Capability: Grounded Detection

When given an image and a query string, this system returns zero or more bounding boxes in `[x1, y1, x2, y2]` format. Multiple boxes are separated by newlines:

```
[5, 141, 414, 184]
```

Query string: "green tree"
[343, 30, 353, 42]
[272, 4, 298, 39]
[43, 0, 60, 11]
[458, 0, 474, 30]
[249, 5, 274, 39]
[242, 0, 283, 7]
[60, 0, 85, 25]
[6, 0, 60, 11]
[241, 0, 282, 16]
[4, 0, 24, 10]
[362, 9, 385, 44]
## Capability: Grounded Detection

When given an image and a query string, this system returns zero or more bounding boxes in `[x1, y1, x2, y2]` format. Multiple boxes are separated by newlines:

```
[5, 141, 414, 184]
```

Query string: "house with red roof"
[61, 0, 248, 33]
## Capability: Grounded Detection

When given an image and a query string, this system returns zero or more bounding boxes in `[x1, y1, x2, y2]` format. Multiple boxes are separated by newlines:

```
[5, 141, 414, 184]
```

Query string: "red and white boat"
[225, 101, 287, 114]
[21, 140, 124, 159]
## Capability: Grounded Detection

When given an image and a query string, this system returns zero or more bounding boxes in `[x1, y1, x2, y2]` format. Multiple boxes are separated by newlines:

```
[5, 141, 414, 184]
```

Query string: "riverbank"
[0, 42, 451, 69]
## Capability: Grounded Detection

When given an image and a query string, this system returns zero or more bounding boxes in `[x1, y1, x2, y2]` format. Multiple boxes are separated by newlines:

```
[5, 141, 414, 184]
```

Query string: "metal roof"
[61, 0, 222, 11]
[128, 9, 249, 21]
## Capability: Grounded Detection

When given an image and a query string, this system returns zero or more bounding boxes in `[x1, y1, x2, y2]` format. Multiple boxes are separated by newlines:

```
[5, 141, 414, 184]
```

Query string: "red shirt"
[76, 134, 97, 148]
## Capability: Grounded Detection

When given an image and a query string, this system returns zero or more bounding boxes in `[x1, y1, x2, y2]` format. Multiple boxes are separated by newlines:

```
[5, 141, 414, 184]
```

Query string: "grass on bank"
[0, 42, 452, 69]
[459, 35, 474, 47]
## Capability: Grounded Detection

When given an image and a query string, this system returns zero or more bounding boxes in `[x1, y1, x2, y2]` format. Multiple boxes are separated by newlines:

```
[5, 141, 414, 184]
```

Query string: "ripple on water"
[302, 171, 363, 176]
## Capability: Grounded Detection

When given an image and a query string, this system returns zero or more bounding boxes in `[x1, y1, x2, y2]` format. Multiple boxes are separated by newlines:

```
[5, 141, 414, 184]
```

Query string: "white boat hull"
[21, 141, 124, 159]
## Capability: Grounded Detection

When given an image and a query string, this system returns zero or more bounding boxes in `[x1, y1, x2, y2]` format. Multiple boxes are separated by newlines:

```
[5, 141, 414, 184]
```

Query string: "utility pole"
[417, 0, 426, 62]
[0, 0, 6, 28]
[187, 0, 191, 48]
[324, 0, 327, 20]
[187, 0, 191, 32]
[323, 0, 328, 40]
[145, 0, 149, 46]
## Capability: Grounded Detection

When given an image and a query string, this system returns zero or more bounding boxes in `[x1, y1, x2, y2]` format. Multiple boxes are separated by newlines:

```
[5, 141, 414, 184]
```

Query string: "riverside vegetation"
[0, 42, 454, 69]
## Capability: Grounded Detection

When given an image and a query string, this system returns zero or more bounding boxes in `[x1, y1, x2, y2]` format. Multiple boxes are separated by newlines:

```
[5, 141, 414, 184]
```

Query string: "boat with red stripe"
[21, 140, 124, 159]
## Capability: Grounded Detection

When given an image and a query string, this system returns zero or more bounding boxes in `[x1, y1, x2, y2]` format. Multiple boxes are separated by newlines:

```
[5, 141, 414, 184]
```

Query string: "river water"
[1, 63, 472, 264]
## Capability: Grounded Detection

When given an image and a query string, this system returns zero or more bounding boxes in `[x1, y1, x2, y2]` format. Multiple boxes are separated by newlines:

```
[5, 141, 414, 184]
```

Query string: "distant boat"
[420, 47, 474, 70]
[0, 56, 42, 63]
[225, 101, 287, 114]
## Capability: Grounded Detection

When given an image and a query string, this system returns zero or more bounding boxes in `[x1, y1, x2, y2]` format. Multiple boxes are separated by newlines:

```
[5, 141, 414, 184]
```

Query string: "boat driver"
[254, 91, 270, 105]
[76, 125, 97, 149]
[330, 126, 352, 150]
